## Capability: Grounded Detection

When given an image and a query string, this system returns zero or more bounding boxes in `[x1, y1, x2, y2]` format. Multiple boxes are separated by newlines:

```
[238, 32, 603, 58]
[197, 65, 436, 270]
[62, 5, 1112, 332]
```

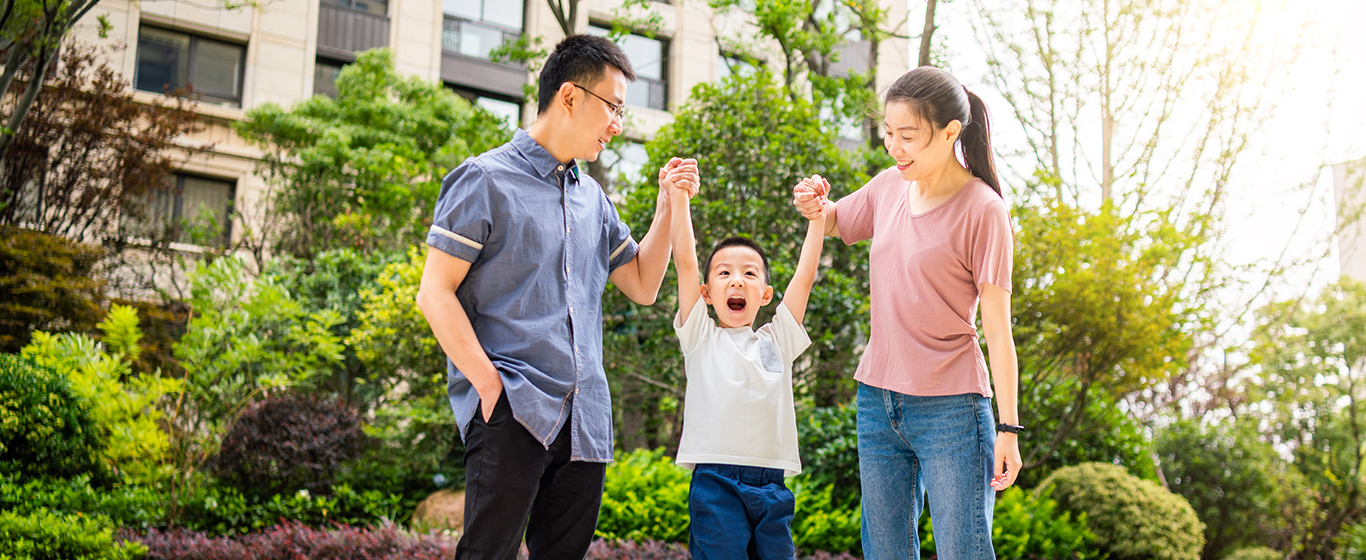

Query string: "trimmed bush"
[0, 474, 164, 530]
[1223, 547, 1282, 560]
[0, 227, 104, 352]
[210, 393, 365, 498]
[176, 483, 407, 536]
[0, 353, 106, 480]
[796, 404, 859, 507]
[0, 508, 147, 560]
[1039, 462, 1204, 560]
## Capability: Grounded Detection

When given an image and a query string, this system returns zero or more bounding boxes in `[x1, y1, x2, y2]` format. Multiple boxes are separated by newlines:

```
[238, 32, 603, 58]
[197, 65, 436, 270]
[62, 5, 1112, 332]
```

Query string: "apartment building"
[1335, 159, 1366, 281]
[70, 0, 910, 245]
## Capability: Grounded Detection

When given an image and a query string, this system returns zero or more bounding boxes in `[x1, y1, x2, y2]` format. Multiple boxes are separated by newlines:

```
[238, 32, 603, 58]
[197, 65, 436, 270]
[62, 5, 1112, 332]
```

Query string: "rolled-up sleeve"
[428, 162, 493, 263]
[603, 196, 638, 273]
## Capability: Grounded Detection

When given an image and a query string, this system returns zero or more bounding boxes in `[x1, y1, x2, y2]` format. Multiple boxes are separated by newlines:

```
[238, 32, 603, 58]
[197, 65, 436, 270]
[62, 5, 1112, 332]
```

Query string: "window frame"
[122, 173, 237, 247]
[586, 24, 669, 112]
[134, 24, 247, 106]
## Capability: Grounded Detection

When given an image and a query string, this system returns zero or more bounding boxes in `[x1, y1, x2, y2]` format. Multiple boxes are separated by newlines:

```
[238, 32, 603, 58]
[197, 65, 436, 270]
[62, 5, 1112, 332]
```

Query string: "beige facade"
[70, 0, 910, 245]
[1335, 159, 1366, 282]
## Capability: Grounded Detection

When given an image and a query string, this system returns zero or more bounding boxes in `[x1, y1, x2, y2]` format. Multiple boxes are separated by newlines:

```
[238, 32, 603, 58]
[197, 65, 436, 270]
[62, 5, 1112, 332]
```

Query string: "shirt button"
[557, 165, 564, 171]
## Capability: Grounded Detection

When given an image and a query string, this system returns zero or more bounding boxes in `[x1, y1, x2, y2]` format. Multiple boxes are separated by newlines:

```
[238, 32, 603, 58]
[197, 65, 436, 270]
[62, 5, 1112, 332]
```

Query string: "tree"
[1244, 279, 1366, 558]
[973, 0, 1296, 208]
[1009, 189, 1205, 483]
[234, 48, 510, 260]
[0, 0, 105, 168]
[1155, 419, 1286, 560]
[602, 70, 871, 450]
[0, 41, 204, 244]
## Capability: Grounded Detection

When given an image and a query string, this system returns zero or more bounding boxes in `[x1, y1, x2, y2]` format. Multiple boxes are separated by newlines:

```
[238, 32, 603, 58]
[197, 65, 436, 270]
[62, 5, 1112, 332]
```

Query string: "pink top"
[838, 169, 1013, 397]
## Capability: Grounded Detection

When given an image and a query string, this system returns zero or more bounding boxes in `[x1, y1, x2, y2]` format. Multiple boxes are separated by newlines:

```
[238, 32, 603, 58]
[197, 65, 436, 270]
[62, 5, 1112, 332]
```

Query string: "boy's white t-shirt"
[673, 297, 812, 477]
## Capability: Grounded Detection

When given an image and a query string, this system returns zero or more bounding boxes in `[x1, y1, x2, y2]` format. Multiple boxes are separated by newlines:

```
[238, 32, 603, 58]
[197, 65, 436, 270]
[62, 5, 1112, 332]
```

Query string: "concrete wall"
[1335, 159, 1366, 282]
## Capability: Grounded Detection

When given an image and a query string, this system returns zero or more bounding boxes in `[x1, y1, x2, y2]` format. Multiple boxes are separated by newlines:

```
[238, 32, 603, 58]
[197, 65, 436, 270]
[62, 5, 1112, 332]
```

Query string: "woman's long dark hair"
[885, 67, 1001, 197]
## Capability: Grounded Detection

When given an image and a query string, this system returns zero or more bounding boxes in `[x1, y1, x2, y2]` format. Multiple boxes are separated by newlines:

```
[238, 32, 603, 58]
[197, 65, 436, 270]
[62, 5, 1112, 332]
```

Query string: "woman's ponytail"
[961, 88, 1001, 198]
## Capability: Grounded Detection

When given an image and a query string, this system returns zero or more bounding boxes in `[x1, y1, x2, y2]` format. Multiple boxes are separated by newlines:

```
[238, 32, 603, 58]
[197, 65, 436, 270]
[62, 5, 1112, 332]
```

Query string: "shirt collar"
[513, 129, 579, 180]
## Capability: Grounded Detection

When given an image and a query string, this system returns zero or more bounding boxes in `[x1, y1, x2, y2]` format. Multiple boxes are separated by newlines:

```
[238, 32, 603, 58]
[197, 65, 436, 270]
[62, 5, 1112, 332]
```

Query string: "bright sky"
[928, 0, 1366, 309]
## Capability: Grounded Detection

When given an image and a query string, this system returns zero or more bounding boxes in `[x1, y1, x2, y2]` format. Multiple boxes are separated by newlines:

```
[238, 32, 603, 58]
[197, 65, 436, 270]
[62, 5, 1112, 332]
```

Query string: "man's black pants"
[455, 393, 606, 560]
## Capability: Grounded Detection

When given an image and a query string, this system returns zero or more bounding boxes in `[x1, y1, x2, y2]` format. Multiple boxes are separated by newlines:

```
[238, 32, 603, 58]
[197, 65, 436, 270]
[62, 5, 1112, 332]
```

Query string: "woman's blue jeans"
[857, 383, 997, 560]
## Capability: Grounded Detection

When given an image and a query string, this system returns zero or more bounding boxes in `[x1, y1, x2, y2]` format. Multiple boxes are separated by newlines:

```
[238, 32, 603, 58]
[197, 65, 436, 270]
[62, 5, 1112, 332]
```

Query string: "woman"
[793, 66, 1021, 559]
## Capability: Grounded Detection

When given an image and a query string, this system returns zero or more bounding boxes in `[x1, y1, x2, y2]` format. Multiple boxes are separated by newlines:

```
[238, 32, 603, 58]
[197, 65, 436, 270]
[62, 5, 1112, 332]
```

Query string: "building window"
[449, 85, 522, 128]
[123, 174, 236, 246]
[442, 0, 521, 61]
[322, 0, 387, 16]
[588, 25, 667, 111]
[314, 58, 346, 97]
[135, 26, 245, 105]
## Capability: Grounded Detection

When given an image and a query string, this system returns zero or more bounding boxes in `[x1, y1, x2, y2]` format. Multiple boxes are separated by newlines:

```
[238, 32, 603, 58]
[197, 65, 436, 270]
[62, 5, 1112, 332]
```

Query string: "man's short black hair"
[538, 35, 636, 115]
[704, 236, 771, 284]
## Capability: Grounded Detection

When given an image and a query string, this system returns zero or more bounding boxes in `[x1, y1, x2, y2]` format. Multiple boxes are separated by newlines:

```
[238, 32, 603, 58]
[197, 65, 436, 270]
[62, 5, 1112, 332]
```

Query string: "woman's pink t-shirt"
[838, 168, 1013, 398]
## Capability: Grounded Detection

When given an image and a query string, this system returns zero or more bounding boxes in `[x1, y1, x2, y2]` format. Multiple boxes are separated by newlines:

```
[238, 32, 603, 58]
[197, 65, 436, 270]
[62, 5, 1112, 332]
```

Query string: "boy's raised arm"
[669, 168, 701, 321]
[783, 180, 826, 325]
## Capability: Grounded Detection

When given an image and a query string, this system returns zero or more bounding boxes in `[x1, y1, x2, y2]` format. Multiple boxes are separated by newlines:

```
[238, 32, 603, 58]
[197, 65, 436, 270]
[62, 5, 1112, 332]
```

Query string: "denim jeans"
[688, 463, 795, 560]
[857, 383, 997, 560]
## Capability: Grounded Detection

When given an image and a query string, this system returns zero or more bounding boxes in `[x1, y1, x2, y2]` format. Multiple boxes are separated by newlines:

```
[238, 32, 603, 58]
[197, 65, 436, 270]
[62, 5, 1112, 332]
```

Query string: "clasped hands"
[792, 175, 831, 219]
[659, 157, 700, 198]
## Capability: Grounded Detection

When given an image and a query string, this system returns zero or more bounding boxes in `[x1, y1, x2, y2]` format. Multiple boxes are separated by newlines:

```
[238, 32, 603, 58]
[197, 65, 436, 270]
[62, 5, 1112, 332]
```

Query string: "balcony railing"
[317, 3, 390, 57]
[442, 16, 520, 63]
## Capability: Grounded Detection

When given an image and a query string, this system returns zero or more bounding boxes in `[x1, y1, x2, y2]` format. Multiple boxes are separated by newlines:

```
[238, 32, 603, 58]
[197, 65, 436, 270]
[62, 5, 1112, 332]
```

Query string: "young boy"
[667, 174, 826, 559]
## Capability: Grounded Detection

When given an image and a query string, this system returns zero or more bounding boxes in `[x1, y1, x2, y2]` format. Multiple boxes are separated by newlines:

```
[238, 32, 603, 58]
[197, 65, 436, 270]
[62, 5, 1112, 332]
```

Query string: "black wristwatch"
[996, 423, 1025, 434]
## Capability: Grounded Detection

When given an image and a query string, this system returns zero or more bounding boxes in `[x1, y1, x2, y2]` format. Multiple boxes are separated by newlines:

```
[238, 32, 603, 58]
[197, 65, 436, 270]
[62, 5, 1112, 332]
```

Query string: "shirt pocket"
[759, 341, 784, 373]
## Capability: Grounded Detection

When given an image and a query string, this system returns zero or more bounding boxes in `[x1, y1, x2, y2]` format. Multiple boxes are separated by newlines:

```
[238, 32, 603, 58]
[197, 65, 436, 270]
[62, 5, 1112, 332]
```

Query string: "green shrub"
[1040, 462, 1204, 560]
[0, 227, 105, 353]
[21, 306, 181, 484]
[796, 404, 859, 508]
[596, 448, 691, 543]
[1222, 547, 1282, 560]
[0, 508, 147, 560]
[176, 482, 407, 536]
[0, 474, 164, 529]
[0, 353, 106, 480]
[790, 477, 860, 554]
[992, 486, 1102, 559]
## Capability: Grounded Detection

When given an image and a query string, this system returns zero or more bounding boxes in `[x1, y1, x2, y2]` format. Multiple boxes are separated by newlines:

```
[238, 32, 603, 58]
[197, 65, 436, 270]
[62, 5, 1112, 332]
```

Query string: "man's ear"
[701, 283, 713, 305]
[555, 82, 578, 114]
[760, 286, 774, 306]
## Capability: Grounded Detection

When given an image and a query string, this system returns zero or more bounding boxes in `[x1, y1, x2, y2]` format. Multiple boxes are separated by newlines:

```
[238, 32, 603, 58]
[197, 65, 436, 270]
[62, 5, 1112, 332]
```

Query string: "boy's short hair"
[704, 236, 771, 284]
[538, 35, 637, 115]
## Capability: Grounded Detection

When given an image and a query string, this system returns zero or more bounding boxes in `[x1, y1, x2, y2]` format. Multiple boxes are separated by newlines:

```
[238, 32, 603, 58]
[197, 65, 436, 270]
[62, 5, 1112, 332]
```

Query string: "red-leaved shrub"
[129, 522, 455, 559]
[210, 394, 365, 498]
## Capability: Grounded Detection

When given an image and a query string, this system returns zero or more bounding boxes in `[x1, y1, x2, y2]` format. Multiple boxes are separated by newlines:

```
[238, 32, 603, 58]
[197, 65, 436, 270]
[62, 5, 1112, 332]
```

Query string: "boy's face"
[701, 246, 774, 328]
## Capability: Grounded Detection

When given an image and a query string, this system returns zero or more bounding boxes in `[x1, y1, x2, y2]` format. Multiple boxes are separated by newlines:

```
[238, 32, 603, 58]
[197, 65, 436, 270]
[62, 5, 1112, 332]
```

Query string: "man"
[416, 34, 698, 560]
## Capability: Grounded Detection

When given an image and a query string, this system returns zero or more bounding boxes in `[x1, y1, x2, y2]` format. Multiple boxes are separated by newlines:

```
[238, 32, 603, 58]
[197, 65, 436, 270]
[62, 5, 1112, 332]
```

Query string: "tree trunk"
[0, 44, 55, 173]
[917, 0, 937, 67]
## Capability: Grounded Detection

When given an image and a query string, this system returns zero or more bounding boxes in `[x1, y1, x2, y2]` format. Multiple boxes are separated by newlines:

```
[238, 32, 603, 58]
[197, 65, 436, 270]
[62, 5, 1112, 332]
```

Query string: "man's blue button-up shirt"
[426, 129, 639, 462]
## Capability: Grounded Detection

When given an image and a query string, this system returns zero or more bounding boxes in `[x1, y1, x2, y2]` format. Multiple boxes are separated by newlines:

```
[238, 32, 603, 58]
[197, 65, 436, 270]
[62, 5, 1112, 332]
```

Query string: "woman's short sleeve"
[837, 174, 882, 245]
[970, 197, 1014, 293]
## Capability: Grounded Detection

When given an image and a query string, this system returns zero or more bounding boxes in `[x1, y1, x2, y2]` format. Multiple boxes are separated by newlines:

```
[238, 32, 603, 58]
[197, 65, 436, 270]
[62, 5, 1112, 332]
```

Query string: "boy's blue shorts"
[688, 463, 795, 560]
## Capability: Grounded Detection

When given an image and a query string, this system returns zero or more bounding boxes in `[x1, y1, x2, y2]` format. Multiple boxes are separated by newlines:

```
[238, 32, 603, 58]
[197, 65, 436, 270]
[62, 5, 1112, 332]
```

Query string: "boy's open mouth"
[727, 295, 746, 311]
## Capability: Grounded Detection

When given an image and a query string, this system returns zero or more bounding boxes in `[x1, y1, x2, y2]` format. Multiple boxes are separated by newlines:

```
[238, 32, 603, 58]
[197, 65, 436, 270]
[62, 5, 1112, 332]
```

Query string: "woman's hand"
[792, 175, 829, 219]
[990, 432, 1023, 491]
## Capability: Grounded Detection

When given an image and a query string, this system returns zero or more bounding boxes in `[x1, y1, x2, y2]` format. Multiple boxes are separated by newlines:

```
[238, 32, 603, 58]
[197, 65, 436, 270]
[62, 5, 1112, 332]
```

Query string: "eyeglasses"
[572, 83, 627, 120]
